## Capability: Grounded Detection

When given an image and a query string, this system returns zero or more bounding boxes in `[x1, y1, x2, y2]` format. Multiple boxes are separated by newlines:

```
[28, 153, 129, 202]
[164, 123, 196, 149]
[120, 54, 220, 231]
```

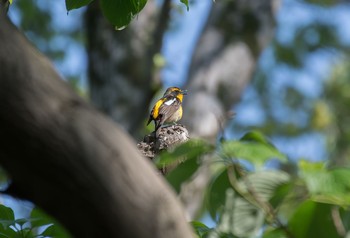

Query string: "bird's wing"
[147, 97, 167, 126]
[158, 98, 181, 123]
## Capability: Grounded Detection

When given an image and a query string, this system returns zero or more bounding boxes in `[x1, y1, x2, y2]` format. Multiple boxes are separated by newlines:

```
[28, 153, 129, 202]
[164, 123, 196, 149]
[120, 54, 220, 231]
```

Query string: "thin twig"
[331, 206, 346, 237]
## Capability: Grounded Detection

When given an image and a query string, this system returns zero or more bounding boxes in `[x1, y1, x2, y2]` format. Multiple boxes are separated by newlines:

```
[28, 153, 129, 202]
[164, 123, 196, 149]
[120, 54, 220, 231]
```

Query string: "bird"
[147, 87, 187, 134]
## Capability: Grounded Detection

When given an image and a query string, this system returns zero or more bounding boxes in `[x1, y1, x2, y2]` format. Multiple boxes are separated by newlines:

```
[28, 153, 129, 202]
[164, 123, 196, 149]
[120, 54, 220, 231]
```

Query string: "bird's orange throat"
[176, 94, 184, 102]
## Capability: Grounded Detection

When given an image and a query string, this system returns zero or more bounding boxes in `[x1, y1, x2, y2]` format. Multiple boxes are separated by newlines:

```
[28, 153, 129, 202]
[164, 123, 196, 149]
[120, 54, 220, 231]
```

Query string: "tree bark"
[183, 0, 277, 141]
[137, 125, 189, 160]
[0, 13, 193, 238]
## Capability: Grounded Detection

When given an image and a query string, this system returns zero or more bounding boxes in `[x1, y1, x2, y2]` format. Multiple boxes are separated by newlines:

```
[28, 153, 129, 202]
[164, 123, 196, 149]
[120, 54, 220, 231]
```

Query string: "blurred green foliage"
[65, 0, 188, 28]
[3, 0, 350, 237]
[322, 59, 350, 166]
[65, 0, 93, 11]
[233, 0, 350, 168]
[157, 133, 350, 238]
[0, 205, 72, 238]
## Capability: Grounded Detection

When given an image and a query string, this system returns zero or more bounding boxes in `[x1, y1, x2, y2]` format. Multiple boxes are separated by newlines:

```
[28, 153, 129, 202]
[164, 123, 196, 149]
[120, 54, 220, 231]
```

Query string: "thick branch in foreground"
[0, 14, 193, 238]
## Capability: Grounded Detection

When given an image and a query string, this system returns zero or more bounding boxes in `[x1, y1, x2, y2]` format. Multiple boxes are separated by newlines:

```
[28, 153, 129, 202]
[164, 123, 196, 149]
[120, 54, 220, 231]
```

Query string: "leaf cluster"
[65, 0, 189, 29]
[156, 131, 350, 238]
[0, 205, 71, 238]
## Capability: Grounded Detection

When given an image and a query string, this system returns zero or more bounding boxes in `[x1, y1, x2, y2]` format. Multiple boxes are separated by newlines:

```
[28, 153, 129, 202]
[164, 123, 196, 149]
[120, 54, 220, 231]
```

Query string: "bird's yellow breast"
[165, 106, 183, 123]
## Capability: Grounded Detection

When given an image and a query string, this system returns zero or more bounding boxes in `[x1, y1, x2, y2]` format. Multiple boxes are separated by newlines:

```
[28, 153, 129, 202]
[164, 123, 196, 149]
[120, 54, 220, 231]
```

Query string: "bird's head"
[163, 87, 187, 97]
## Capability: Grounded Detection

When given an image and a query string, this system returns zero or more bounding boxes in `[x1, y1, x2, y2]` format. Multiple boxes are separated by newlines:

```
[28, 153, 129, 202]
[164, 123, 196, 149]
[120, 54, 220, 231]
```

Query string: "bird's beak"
[181, 89, 188, 95]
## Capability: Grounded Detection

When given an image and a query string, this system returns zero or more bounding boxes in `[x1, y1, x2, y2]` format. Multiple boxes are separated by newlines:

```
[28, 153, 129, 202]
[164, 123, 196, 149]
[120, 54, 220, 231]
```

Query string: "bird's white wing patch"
[164, 98, 176, 105]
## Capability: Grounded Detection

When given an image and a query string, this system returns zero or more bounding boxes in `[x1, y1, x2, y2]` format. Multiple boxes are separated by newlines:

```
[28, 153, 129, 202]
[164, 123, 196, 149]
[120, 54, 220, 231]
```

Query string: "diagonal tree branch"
[0, 13, 193, 238]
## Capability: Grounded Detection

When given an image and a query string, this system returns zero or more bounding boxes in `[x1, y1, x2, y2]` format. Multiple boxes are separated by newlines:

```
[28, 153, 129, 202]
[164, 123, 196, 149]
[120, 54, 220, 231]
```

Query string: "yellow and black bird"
[147, 87, 187, 134]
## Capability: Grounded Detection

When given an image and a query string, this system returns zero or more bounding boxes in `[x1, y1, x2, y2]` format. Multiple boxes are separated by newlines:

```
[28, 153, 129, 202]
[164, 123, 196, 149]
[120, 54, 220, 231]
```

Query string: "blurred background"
[3, 0, 350, 227]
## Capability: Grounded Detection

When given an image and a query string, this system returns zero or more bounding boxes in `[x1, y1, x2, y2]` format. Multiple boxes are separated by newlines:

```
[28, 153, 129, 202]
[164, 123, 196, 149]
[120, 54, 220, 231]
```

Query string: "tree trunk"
[0, 13, 193, 238]
[183, 0, 277, 141]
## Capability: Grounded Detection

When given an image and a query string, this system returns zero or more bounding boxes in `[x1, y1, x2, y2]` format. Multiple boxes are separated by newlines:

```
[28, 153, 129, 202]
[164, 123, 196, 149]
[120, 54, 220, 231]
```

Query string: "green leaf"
[41, 224, 71, 238]
[262, 228, 287, 238]
[100, 0, 147, 29]
[191, 221, 211, 237]
[180, 0, 189, 11]
[269, 182, 293, 209]
[288, 200, 341, 238]
[30, 207, 72, 237]
[298, 159, 324, 172]
[0, 206, 17, 238]
[155, 139, 213, 167]
[216, 189, 264, 237]
[14, 218, 29, 227]
[0, 224, 18, 238]
[65, 0, 94, 11]
[222, 140, 287, 167]
[299, 161, 350, 206]
[0, 205, 15, 229]
[211, 170, 290, 237]
[18, 228, 34, 238]
[30, 207, 52, 228]
[238, 170, 290, 202]
[165, 154, 200, 193]
[0, 205, 14, 221]
[207, 169, 290, 224]
[304, 0, 340, 6]
[208, 233, 238, 238]
[240, 130, 272, 145]
[207, 168, 232, 220]
[157, 140, 213, 194]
